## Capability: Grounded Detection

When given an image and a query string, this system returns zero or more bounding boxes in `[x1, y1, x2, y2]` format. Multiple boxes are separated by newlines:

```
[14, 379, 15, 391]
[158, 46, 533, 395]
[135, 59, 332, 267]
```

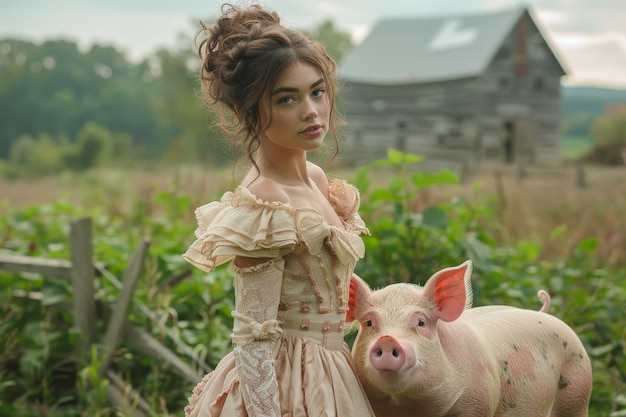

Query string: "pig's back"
[461, 306, 580, 344]
[459, 307, 591, 415]
[464, 307, 586, 358]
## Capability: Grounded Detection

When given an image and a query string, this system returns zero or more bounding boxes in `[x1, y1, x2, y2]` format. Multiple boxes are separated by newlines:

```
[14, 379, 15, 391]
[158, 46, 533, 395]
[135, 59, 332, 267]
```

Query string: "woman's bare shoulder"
[307, 162, 330, 195]
[244, 176, 290, 205]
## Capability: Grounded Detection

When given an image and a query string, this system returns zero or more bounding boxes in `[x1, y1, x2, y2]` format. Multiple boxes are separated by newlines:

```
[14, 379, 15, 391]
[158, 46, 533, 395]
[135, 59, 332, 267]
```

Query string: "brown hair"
[195, 3, 344, 169]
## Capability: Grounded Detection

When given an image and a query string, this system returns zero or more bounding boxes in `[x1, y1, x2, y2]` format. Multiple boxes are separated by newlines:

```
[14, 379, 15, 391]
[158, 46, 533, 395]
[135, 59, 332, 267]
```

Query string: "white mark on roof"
[429, 19, 478, 51]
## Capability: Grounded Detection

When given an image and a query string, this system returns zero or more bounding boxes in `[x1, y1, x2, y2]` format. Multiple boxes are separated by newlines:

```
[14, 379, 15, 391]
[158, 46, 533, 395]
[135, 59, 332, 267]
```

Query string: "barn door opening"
[501, 119, 536, 164]
[395, 120, 407, 152]
[502, 120, 515, 163]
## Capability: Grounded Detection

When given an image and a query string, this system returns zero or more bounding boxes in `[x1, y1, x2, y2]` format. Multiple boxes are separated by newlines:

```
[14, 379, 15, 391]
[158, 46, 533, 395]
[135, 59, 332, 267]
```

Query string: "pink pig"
[348, 261, 592, 417]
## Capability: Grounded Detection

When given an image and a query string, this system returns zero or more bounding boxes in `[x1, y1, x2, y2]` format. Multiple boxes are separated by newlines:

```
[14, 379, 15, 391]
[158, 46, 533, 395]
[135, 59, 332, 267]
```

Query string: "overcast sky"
[1, 0, 625, 89]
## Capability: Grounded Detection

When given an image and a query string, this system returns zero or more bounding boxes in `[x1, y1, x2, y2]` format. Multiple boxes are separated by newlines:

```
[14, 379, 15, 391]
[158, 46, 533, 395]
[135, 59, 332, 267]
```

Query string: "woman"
[183, 3, 375, 416]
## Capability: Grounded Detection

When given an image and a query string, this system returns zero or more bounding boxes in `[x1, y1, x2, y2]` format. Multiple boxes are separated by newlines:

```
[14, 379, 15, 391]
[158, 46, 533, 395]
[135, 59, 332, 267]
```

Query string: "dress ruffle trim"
[183, 179, 369, 272]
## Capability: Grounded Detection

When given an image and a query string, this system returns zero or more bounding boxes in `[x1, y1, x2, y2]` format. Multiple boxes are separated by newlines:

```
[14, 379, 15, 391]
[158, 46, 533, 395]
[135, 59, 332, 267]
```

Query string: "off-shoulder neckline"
[231, 185, 349, 231]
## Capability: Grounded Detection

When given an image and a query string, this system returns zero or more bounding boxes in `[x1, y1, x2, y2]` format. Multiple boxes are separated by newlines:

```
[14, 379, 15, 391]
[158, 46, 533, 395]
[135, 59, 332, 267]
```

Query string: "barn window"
[372, 99, 387, 112]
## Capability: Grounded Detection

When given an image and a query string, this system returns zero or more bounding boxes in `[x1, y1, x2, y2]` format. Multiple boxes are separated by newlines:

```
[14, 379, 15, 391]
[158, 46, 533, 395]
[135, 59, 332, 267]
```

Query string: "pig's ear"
[424, 261, 473, 322]
[347, 273, 372, 322]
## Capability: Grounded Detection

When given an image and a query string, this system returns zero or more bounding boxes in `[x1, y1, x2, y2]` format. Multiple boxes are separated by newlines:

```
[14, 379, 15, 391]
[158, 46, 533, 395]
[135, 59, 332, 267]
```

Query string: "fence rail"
[0, 216, 208, 416]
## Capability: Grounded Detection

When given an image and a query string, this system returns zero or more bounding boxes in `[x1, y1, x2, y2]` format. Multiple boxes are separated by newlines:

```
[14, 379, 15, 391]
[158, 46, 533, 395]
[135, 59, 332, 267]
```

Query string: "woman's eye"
[278, 96, 294, 104]
[312, 89, 325, 98]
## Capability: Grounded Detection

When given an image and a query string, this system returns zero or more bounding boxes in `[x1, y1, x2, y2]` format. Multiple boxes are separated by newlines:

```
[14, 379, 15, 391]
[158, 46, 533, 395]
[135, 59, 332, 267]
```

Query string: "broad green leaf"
[422, 207, 448, 230]
[577, 237, 599, 254]
[412, 169, 459, 189]
[370, 188, 398, 203]
[550, 225, 568, 240]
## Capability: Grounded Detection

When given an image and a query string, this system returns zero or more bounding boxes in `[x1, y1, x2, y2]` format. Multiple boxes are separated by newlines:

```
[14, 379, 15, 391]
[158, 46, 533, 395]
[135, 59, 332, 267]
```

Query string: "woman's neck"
[256, 149, 311, 186]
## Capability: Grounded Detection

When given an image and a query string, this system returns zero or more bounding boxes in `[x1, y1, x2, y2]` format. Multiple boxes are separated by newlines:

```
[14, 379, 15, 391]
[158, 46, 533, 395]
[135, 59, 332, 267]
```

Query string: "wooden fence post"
[70, 217, 97, 353]
[99, 239, 150, 375]
[576, 162, 587, 189]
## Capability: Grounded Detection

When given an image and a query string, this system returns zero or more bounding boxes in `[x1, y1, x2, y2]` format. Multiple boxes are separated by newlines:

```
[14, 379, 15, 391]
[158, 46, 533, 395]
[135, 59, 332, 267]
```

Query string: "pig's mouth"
[363, 371, 414, 402]
[365, 355, 422, 395]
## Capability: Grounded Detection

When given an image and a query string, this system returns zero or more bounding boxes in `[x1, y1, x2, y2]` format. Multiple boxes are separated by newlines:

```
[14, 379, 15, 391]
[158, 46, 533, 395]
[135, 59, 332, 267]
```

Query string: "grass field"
[438, 163, 626, 266]
[1, 161, 625, 267]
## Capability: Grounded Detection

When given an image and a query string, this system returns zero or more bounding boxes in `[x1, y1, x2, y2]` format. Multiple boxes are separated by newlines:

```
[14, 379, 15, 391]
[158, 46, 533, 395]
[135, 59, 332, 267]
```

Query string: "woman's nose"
[302, 98, 318, 119]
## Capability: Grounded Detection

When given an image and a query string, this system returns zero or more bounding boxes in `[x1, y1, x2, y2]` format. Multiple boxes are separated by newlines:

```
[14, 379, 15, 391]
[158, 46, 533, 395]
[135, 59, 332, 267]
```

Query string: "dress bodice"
[183, 179, 370, 314]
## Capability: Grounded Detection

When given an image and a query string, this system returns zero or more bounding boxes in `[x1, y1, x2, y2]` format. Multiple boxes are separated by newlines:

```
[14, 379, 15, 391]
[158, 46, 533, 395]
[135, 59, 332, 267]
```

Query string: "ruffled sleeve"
[183, 187, 299, 272]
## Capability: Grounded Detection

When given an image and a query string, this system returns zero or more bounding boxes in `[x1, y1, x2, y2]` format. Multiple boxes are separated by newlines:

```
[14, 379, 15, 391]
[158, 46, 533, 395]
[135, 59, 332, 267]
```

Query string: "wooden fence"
[0, 217, 210, 416]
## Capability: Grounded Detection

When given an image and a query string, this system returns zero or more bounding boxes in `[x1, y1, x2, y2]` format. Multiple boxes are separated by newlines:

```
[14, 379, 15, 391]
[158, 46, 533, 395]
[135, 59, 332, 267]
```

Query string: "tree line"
[1, 18, 624, 177]
[0, 35, 221, 174]
[0, 19, 353, 176]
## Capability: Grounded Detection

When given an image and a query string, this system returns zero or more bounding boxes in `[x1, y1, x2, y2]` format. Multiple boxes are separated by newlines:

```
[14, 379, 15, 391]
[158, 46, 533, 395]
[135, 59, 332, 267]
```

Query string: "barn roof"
[339, 7, 566, 85]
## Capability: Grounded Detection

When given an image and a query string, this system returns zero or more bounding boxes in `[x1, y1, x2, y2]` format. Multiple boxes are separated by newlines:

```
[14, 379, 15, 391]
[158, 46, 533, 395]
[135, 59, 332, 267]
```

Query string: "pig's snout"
[370, 335, 408, 371]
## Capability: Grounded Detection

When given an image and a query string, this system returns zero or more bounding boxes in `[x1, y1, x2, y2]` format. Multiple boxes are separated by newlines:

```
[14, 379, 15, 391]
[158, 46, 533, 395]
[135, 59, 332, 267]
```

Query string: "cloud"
[559, 37, 626, 87]
[1, 0, 625, 88]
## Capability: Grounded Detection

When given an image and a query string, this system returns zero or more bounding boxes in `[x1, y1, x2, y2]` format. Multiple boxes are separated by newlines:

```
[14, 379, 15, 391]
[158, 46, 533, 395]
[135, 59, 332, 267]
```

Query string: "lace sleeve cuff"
[231, 257, 284, 416]
[231, 312, 283, 344]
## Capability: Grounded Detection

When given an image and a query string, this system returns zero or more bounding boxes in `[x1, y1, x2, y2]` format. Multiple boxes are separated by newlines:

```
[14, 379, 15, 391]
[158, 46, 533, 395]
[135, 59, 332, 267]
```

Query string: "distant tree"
[308, 20, 354, 64]
[153, 46, 227, 165]
[108, 132, 133, 164]
[8, 135, 35, 167]
[0, 25, 355, 166]
[589, 107, 626, 146]
[72, 122, 109, 170]
[8, 133, 65, 176]
[30, 133, 64, 175]
[583, 107, 626, 165]
[0, 38, 160, 160]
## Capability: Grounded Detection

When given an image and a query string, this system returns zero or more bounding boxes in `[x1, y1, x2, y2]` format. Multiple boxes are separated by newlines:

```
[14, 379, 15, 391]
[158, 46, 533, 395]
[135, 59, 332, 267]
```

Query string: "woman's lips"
[300, 124, 324, 137]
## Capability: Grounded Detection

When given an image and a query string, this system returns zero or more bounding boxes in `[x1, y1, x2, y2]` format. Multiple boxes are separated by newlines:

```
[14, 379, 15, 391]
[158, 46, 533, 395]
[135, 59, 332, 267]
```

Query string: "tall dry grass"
[1, 163, 624, 267]
[422, 164, 626, 267]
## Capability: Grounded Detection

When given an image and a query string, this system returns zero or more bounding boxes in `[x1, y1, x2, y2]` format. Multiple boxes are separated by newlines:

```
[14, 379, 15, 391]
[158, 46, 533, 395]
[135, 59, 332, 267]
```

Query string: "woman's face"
[259, 61, 330, 154]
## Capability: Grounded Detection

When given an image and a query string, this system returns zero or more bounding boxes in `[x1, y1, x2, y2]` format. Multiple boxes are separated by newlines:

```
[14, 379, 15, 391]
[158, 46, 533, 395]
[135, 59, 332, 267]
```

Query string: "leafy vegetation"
[1, 150, 624, 416]
[0, 20, 354, 172]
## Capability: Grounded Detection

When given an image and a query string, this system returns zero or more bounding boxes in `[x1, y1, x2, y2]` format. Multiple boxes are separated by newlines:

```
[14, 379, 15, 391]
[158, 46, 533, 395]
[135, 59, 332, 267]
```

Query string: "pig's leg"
[549, 358, 592, 417]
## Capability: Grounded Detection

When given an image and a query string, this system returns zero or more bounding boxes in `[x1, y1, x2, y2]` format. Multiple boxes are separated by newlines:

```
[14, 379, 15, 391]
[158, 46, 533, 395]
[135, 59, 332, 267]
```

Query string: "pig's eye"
[366, 320, 373, 327]
[417, 319, 426, 327]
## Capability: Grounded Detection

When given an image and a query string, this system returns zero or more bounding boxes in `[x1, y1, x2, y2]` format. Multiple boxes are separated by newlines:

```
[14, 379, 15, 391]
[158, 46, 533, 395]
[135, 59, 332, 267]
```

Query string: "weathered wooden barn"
[338, 7, 567, 167]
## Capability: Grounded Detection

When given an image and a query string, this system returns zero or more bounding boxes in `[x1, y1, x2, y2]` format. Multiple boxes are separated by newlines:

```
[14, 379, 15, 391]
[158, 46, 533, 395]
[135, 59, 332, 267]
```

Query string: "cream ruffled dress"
[183, 179, 376, 417]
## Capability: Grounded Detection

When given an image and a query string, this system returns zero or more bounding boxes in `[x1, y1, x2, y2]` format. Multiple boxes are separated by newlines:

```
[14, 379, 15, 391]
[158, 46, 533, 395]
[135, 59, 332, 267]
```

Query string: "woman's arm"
[231, 257, 284, 417]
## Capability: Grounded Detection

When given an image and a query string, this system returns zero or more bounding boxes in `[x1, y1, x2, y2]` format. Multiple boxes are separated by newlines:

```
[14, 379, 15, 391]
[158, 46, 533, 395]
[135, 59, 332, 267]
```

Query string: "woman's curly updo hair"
[196, 3, 344, 167]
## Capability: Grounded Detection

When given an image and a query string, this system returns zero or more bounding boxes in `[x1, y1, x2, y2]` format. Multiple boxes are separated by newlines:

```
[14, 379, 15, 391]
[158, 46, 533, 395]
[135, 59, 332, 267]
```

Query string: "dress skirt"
[185, 336, 375, 417]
